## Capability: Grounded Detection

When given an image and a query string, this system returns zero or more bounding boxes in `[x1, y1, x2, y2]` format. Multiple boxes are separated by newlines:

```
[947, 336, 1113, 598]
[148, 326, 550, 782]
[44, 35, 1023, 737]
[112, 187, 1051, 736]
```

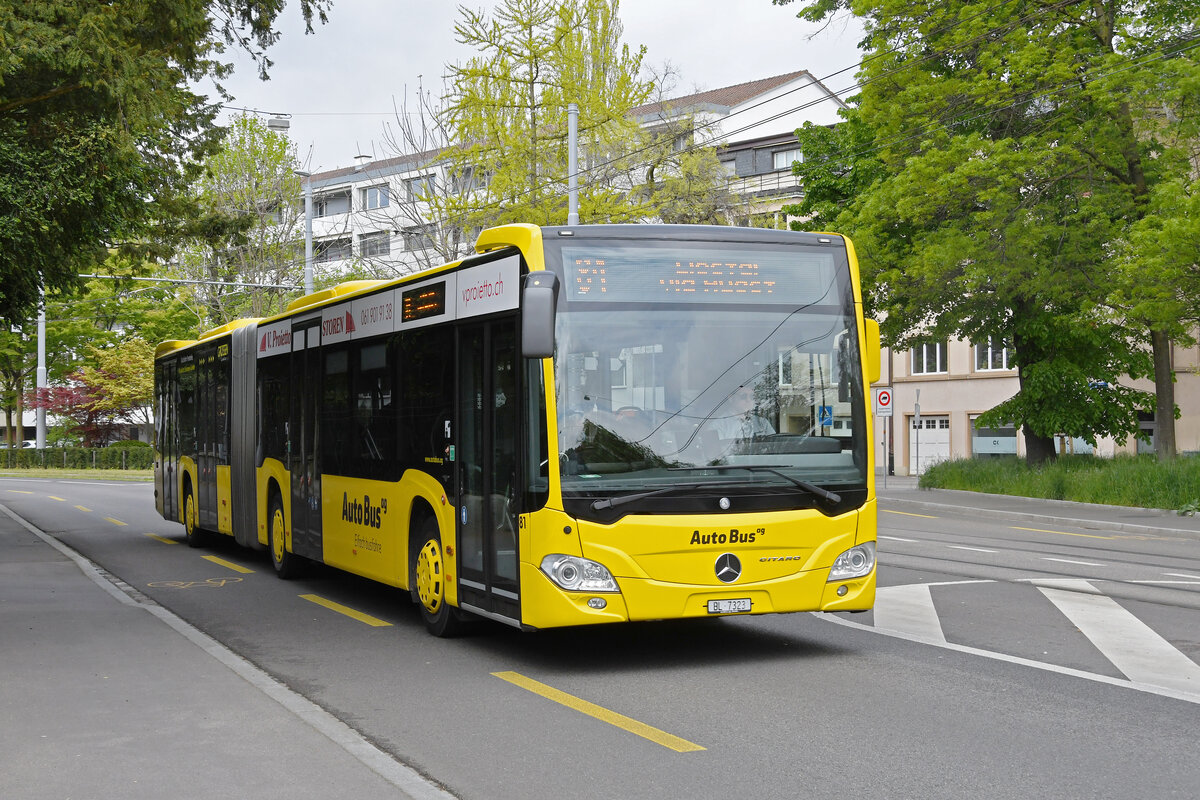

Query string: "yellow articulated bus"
[154, 224, 881, 636]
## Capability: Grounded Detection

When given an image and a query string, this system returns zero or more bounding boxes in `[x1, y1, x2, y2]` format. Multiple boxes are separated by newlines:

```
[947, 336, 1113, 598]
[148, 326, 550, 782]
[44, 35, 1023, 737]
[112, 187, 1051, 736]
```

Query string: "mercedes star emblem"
[715, 552, 742, 583]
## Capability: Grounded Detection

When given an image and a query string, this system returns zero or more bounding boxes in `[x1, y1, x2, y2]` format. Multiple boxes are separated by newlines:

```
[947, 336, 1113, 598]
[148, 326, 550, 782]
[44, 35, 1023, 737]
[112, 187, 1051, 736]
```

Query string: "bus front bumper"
[519, 560, 876, 629]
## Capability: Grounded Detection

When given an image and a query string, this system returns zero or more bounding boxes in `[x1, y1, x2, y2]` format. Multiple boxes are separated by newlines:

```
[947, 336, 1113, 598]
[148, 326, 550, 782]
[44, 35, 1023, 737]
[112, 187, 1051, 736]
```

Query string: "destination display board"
[562, 245, 836, 304]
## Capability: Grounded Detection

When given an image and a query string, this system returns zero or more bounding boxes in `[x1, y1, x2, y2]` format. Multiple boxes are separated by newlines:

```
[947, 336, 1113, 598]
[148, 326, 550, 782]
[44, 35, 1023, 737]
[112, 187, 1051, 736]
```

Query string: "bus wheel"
[183, 489, 205, 548]
[413, 518, 464, 637]
[269, 495, 300, 579]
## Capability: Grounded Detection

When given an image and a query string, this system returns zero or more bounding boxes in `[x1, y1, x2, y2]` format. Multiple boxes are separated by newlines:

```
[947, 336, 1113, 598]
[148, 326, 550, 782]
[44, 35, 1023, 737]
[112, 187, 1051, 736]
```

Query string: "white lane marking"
[1042, 557, 1106, 567]
[1025, 578, 1102, 594]
[1039, 585, 1200, 696]
[873, 584, 946, 643]
[881, 535, 919, 542]
[1164, 572, 1200, 580]
[947, 545, 997, 553]
[821, 613, 1200, 707]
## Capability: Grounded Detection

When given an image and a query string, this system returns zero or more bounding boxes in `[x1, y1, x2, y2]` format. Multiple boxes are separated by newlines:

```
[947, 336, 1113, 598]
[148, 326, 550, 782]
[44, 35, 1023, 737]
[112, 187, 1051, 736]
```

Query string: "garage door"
[909, 415, 950, 475]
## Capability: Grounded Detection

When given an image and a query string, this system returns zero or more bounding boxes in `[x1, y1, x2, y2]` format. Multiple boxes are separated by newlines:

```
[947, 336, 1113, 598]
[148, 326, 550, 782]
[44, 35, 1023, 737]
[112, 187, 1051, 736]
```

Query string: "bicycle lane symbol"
[147, 577, 245, 589]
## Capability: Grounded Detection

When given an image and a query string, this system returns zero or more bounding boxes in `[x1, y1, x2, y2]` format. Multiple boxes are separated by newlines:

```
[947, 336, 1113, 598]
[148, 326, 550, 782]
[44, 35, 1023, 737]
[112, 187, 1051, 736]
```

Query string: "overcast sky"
[213, 1, 866, 172]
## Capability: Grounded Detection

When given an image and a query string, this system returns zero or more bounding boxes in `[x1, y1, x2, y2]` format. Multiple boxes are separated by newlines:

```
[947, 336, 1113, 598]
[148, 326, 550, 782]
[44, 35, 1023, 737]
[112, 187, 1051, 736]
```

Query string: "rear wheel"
[183, 488, 205, 548]
[413, 517, 466, 637]
[269, 495, 301, 579]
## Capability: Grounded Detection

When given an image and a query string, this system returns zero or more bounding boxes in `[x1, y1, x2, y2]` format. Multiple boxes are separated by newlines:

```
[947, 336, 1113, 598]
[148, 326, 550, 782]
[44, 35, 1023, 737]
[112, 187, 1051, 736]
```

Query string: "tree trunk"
[1024, 429, 1057, 466]
[1151, 326, 1176, 460]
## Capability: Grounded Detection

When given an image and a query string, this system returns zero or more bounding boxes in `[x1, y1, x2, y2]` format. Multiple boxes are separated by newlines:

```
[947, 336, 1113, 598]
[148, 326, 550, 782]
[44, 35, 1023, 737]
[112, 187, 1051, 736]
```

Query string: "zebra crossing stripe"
[1039, 582, 1200, 696]
[873, 584, 946, 643]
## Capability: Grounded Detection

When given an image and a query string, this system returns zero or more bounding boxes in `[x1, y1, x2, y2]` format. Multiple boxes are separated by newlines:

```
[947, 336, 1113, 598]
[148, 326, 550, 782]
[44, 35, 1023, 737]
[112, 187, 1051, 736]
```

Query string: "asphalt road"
[3, 476, 1199, 800]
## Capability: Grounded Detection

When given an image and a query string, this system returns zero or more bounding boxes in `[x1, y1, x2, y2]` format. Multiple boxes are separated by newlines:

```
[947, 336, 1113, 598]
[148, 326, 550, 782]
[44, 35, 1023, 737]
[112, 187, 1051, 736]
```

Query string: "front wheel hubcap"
[416, 539, 444, 613]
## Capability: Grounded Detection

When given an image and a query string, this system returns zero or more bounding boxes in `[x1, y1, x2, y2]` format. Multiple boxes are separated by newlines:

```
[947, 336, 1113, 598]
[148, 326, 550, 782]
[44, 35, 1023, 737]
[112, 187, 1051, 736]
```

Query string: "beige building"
[875, 338, 1200, 476]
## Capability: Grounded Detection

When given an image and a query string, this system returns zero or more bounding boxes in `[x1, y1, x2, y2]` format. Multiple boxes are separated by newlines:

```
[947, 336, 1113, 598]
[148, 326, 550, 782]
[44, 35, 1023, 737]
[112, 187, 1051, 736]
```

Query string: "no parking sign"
[873, 387, 893, 417]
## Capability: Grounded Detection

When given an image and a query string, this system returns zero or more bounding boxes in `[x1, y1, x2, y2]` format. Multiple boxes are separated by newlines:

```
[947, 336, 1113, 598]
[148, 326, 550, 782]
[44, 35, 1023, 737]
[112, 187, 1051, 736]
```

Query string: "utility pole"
[36, 285, 46, 449]
[567, 103, 579, 226]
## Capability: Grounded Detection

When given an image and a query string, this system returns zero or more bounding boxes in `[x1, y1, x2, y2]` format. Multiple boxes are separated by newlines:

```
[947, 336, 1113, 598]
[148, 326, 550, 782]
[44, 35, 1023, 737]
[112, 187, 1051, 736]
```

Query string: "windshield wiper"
[668, 465, 842, 506]
[590, 481, 745, 511]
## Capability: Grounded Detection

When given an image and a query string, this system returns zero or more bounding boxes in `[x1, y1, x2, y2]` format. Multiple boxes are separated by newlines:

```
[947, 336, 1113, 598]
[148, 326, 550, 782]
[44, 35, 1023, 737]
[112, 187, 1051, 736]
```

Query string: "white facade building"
[297, 71, 850, 278]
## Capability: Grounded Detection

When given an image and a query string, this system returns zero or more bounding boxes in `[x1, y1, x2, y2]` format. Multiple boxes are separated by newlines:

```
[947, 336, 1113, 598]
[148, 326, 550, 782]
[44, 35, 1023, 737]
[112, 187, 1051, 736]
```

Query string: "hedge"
[0, 447, 155, 470]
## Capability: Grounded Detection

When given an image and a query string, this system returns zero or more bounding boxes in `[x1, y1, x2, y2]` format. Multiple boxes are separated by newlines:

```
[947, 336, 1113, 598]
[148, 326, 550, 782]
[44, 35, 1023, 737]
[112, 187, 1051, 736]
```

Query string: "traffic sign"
[874, 387, 893, 417]
[819, 405, 834, 427]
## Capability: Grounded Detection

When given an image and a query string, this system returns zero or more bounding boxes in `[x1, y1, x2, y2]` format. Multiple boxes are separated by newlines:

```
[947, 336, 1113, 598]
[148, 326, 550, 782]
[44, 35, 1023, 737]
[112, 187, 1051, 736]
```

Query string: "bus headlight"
[828, 542, 876, 582]
[540, 555, 619, 593]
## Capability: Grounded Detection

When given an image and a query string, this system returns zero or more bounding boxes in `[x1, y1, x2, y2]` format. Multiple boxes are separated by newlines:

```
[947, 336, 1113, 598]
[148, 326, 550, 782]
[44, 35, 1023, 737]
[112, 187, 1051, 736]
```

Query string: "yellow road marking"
[299, 594, 392, 627]
[7, 490, 34, 494]
[75, 505, 91, 512]
[105, 517, 128, 527]
[48, 496, 66, 501]
[144, 533, 178, 545]
[1011, 526, 1117, 540]
[492, 671, 706, 752]
[203, 555, 255, 574]
[883, 509, 937, 519]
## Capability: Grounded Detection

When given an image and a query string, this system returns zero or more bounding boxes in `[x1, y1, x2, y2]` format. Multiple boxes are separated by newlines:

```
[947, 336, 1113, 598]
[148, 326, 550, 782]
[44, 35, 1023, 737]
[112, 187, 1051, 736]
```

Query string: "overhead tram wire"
[231, 0, 1092, 234]
[783, 33, 1200, 192]
[225, 0, 1049, 241]
[399, 0, 1088, 231]
[79, 274, 303, 290]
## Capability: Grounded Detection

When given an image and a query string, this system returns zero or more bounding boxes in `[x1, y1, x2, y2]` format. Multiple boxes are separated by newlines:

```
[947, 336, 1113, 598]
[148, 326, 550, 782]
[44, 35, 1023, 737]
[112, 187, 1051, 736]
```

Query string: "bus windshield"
[545, 234, 868, 518]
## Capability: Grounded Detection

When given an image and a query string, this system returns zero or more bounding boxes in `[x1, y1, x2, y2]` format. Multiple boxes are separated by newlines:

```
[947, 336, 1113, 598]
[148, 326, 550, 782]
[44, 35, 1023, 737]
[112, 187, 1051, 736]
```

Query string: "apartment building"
[297, 71, 849, 277]
[630, 70, 848, 224]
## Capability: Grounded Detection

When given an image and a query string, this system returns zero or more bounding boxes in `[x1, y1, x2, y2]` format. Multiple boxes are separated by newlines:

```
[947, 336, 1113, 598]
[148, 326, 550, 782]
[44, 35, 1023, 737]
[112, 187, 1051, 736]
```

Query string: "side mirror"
[863, 318, 881, 384]
[521, 272, 559, 359]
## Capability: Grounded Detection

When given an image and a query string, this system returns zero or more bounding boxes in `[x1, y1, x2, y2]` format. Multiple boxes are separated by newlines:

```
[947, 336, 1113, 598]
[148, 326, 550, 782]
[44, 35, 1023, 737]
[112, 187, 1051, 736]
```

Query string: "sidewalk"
[0, 504, 453, 800]
[876, 475, 1200, 540]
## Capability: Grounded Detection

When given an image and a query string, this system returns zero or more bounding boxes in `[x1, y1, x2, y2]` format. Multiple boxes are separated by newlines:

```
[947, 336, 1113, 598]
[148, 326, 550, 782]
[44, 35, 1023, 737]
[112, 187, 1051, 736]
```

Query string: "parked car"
[21, 440, 36, 448]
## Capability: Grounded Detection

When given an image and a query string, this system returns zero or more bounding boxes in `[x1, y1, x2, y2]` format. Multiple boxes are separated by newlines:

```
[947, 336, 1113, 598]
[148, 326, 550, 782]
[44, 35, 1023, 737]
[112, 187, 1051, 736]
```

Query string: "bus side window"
[323, 347, 350, 476]
[399, 327, 456, 487]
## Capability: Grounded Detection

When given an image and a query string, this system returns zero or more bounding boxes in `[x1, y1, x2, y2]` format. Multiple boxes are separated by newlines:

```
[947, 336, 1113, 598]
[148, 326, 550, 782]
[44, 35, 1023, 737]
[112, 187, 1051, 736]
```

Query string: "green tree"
[1, 253, 203, 447]
[173, 114, 305, 324]
[441, 0, 651, 231]
[78, 338, 156, 428]
[1109, 78, 1200, 459]
[436, 0, 722, 234]
[0, 324, 34, 447]
[0, 0, 329, 325]
[778, 0, 1197, 463]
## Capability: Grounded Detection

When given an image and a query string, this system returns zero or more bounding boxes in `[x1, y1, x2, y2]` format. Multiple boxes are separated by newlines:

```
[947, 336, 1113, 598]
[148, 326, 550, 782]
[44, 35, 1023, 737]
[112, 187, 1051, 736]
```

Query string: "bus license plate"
[707, 598, 751, 614]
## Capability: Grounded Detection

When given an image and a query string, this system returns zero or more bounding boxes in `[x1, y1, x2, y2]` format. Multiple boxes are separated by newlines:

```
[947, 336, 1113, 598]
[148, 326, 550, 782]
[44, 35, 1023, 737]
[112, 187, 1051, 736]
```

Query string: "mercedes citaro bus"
[154, 224, 881, 635]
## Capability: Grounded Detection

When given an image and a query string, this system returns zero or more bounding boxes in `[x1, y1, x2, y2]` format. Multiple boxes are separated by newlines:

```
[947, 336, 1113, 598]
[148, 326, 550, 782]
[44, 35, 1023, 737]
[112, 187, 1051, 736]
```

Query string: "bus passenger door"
[160, 360, 178, 518]
[290, 320, 323, 560]
[457, 321, 520, 623]
[197, 350, 218, 530]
